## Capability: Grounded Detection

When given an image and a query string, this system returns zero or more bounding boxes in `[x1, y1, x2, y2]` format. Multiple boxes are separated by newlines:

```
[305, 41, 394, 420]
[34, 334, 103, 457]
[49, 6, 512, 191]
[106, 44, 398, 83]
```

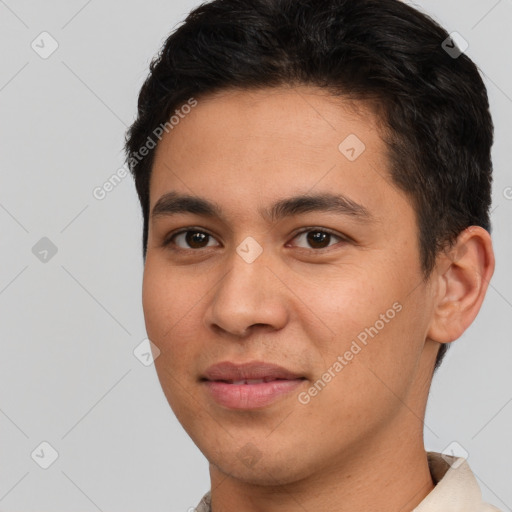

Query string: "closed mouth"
[207, 377, 305, 384]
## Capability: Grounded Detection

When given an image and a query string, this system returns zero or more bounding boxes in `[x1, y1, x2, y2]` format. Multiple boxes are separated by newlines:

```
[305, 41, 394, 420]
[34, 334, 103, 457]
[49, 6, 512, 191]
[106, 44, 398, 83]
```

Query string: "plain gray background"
[0, 0, 511, 510]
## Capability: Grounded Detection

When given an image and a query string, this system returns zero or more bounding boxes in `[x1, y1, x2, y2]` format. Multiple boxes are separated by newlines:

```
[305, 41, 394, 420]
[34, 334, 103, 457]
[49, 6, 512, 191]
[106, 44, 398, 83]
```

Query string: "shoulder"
[479, 503, 502, 512]
[193, 490, 211, 512]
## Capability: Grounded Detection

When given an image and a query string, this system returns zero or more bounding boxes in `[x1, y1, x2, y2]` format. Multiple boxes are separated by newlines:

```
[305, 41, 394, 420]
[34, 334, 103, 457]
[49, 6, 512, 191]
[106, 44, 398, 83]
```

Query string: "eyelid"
[287, 226, 348, 250]
[163, 226, 221, 249]
[290, 226, 346, 240]
[163, 226, 349, 251]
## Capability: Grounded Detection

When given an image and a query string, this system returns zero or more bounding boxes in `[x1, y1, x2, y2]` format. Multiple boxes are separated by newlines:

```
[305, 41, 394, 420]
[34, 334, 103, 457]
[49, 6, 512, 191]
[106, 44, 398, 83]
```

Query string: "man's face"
[143, 86, 439, 484]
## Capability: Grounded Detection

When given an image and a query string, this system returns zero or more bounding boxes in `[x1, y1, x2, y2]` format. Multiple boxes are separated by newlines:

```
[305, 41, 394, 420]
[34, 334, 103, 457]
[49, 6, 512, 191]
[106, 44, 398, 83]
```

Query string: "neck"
[208, 422, 434, 512]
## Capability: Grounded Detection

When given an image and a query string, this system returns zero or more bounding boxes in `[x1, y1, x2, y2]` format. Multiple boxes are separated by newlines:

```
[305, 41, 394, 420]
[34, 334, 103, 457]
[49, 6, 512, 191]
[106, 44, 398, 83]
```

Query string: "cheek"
[143, 256, 198, 324]
[142, 260, 197, 354]
[303, 265, 398, 344]
[142, 263, 168, 342]
[142, 263, 202, 413]
[306, 257, 422, 375]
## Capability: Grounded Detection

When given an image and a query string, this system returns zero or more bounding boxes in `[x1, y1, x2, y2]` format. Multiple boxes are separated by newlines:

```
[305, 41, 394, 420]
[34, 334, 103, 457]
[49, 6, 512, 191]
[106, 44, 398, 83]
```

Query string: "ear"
[427, 226, 495, 344]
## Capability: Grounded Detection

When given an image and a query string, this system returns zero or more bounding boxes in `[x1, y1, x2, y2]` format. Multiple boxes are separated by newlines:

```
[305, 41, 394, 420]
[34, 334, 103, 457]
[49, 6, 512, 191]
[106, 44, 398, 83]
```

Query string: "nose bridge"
[205, 245, 288, 336]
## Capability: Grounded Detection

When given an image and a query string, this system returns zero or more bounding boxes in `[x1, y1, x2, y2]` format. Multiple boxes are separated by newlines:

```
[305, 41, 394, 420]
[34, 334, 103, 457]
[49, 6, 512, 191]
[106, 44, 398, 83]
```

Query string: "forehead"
[153, 86, 384, 167]
[149, 86, 407, 225]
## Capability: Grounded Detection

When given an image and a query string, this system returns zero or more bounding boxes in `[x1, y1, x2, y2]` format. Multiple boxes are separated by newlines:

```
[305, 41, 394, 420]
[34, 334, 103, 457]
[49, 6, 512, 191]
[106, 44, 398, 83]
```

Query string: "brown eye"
[168, 230, 220, 250]
[306, 231, 331, 249]
[290, 229, 344, 250]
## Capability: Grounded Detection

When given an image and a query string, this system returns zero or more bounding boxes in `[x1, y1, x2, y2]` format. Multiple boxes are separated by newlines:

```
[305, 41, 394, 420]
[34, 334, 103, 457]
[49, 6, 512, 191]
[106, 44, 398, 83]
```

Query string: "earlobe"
[426, 226, 495, 344]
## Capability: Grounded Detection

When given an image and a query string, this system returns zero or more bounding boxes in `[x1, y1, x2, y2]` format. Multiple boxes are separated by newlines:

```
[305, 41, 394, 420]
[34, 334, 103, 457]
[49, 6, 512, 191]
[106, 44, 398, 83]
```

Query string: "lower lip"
[203, 379, 305, 409]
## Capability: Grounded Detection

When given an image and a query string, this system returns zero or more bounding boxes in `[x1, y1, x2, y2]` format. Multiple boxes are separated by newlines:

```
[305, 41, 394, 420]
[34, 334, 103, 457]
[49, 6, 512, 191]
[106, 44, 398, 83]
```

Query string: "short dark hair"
[124, 0, 494, 370]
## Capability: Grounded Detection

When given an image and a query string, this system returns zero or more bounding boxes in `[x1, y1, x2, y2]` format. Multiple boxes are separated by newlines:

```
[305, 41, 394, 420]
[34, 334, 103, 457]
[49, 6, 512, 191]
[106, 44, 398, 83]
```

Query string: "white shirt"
[193, 452, 501, 512]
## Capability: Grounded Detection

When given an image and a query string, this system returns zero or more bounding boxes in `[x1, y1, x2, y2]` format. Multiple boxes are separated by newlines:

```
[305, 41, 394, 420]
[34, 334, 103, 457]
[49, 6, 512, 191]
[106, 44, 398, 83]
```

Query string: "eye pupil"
[186, 231, 208, 248]
[172, 229, 338, 251]
[307, 231, 330, 248]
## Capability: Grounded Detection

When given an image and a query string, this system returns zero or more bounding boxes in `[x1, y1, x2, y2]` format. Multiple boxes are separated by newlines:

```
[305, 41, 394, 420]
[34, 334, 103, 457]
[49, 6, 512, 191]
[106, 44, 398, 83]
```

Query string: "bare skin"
[142, 86, 495, 512]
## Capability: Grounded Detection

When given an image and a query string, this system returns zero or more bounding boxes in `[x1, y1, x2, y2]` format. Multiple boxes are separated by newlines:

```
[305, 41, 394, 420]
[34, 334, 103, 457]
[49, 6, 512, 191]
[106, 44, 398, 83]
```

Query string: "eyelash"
[162, 226, 348, 253]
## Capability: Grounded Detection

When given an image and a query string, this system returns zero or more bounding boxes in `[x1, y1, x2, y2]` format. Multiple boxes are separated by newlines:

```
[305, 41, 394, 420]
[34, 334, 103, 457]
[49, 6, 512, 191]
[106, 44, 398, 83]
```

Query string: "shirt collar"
[413, 452, 488, 512]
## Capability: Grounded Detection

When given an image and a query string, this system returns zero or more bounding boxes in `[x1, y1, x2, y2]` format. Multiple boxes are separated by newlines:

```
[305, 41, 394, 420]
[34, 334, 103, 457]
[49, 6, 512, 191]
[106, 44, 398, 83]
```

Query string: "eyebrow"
[151, 191, 373, 223]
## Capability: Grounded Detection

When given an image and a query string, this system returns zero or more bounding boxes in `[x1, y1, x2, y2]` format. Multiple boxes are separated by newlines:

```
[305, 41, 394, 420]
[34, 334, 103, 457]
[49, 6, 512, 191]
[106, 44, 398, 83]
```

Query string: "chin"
[204, 442, 315, 487]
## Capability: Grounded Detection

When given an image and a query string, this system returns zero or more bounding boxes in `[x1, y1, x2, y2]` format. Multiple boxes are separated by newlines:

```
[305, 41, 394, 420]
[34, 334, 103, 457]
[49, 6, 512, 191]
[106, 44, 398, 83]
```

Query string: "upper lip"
[202, 361, 304, 382]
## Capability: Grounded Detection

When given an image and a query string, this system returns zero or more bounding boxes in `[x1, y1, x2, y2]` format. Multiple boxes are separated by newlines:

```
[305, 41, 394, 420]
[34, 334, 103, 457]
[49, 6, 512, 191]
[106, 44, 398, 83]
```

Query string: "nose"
[204, 249, 289, 338]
